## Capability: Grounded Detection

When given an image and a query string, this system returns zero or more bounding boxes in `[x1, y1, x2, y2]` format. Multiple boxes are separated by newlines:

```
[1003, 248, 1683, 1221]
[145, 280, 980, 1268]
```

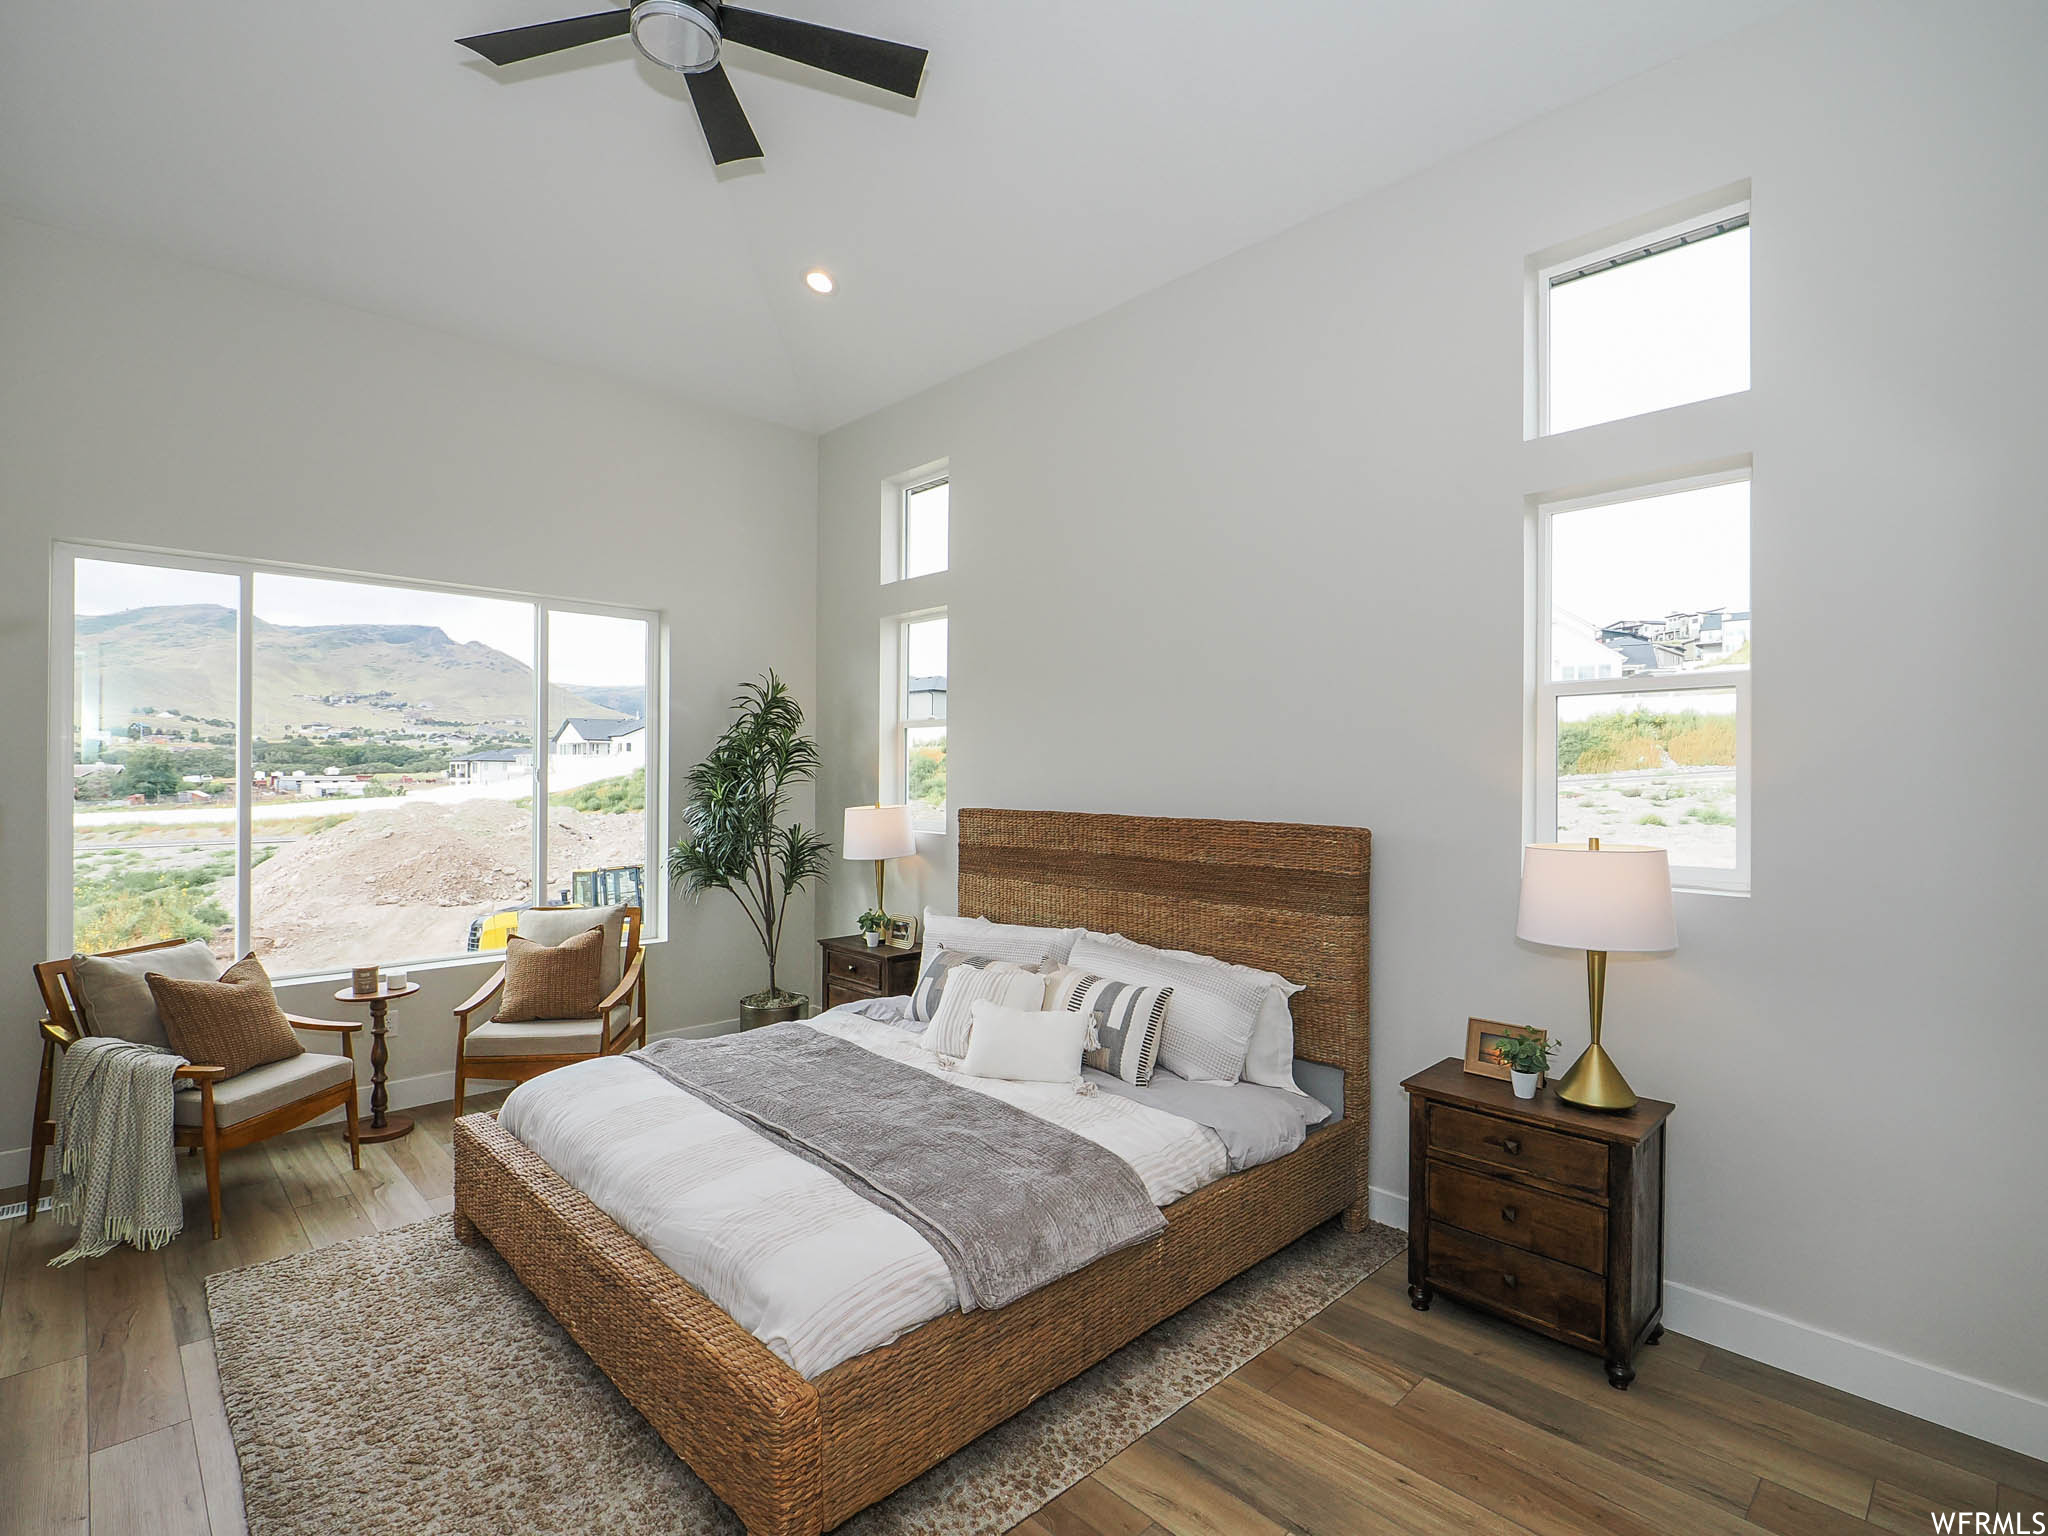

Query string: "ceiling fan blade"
[686, 63, 765, 163]
[456, 9, 630, 66]
[717, 7, 927, 98]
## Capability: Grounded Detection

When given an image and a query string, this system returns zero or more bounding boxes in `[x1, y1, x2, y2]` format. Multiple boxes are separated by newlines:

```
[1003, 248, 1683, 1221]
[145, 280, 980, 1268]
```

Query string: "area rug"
[208, 1215, 1404, 1535]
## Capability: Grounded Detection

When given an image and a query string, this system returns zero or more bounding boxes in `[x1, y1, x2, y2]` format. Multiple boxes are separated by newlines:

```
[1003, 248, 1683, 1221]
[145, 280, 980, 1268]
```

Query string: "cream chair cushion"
[462, 1016, 607, 1059]
[516, 905, 626, 997]
[174, 1051, 355, 1128]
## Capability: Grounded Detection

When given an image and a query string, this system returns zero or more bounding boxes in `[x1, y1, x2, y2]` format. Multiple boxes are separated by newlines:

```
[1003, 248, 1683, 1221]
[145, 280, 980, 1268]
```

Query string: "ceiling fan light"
[630, 0, 720, 74]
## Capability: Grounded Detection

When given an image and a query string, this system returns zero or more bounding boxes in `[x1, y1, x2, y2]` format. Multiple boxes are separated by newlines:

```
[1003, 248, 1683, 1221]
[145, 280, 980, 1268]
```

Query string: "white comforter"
[496, 1008, 1230, 1379]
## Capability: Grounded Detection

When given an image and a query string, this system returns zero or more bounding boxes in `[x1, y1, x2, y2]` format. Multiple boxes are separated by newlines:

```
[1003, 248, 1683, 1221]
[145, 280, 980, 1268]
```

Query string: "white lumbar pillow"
[960, 1001, 1093, 1084]
[919, 964, 1049, 1059]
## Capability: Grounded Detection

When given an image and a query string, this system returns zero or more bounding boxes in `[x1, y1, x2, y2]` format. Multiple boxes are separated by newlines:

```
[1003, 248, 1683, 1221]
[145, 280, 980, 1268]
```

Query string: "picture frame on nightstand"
[1464, 1017, 1548, 1082]
[885, 914, 919, 949]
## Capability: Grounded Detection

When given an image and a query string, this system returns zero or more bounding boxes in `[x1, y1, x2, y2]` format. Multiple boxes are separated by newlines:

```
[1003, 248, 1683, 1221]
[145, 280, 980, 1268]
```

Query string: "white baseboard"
[0, 1018, 744, 1188]
[1661, 1280, 2048, 1462]
[1367, 1183, 1408, 1229]
[1358, 1181, 2046, 1461]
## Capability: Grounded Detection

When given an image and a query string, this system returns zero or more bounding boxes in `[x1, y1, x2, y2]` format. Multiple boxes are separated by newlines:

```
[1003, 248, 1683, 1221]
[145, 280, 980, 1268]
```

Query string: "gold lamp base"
[1552, 947, 1638, 1112]
[1552, 1039, 1637, 1111]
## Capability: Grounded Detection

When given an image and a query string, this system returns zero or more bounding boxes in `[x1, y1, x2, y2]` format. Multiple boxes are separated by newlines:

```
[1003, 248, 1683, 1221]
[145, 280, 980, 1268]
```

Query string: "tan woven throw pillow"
[497, 927, 605, 1022]
[147, 954, 303, 1078]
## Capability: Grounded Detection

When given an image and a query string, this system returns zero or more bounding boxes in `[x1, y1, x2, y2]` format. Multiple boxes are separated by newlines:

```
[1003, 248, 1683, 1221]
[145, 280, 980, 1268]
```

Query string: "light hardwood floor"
[4, 1096, 2043, 1536]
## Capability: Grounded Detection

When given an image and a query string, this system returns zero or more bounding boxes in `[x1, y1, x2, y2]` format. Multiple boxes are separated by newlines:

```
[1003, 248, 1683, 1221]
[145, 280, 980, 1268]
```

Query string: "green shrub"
[1636, 813, 1667, 826]
[552, 768, 645, 815]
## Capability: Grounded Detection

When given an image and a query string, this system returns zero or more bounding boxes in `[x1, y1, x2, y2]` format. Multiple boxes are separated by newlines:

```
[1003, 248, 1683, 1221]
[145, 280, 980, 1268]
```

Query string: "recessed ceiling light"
[804, 269, 836, 295]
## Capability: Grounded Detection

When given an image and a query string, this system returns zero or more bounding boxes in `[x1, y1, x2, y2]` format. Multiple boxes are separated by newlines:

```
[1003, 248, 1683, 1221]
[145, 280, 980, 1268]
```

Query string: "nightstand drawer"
[1427, 1223, 1606, 1347]
[826, 948, 886, 989]
[1427, 1159, 1606, 1273]
[1429, 1104, 1608, 1197]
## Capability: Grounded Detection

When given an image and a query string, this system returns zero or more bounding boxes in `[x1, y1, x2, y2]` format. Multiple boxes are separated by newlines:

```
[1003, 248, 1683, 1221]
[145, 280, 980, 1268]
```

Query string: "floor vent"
[0, 1196, 55, 1222]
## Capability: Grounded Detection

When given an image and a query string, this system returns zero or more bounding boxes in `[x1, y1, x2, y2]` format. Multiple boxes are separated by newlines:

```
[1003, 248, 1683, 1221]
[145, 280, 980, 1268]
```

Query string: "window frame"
[1530, 469, 1752, 894]
[48, 540, 664, 977]
[879, 458, 949, 584]
[887, 606, 948, 835]
[1533, 197, 1751, 438]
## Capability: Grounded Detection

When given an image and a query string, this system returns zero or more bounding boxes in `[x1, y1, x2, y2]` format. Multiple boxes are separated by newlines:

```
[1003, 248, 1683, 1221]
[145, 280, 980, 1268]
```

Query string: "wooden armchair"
[30, 938, 362, 1240]
[452, 905, 647, 1116]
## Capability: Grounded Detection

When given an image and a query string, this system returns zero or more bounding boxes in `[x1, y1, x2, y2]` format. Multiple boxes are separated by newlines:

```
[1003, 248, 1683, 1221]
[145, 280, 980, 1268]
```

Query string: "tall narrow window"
[1536, 475, 1751, 890]
[902, 476, 949, 579]
[898, 612, 948, 833]
[70, 556, 241, 960]
[1543, 210, 1749, 434]
[54, 544, 662, 975]
[545, 609, 653, 911]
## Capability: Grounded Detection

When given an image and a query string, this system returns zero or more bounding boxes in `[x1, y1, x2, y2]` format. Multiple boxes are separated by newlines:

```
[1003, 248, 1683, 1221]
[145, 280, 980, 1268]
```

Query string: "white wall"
[1, 213, 820, 1180]
[816, 0, 2048, 1454]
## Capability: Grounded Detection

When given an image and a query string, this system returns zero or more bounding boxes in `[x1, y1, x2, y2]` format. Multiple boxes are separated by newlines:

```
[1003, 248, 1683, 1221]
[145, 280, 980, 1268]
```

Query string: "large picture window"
[54, 546, 660, 977]
[1534, 475, 1750, 891]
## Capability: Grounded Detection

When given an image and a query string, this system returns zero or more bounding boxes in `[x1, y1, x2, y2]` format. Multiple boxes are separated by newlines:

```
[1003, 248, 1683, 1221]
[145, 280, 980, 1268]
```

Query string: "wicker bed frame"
[452, 808, 1370, 1536]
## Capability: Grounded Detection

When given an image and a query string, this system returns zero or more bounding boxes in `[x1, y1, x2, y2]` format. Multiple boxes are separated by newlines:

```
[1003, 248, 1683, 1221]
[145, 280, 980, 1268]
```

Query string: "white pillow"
[1090, 937, 1308, 1095]
[1068, 931, 1302, 1088]
[960, 1002, 1092, 1084]
[919, 964, 1048, 1059]
[919, 910, 1085, 980]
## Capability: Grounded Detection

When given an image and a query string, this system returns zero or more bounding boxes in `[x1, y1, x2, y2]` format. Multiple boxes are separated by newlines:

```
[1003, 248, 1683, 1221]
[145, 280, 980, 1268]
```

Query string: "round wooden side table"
[332, 981, 422, 1143]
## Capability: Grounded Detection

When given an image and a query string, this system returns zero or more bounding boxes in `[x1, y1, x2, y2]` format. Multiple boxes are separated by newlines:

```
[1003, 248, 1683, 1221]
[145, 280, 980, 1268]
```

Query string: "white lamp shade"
[843, 804, 916, 862]
[1516, 842, 1678, 953]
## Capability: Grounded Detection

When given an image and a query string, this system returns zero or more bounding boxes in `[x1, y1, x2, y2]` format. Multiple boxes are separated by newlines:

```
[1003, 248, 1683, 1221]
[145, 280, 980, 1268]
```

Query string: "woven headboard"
[955, 808, 1371, 1139]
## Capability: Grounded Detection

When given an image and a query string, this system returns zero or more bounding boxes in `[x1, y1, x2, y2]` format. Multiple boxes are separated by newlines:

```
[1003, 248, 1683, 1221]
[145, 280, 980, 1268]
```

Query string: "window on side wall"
[894, 611, 947, 834]
[1541, 208, 1749, 435]
[1535, 474, 1751, 892]
[56, 545, 661, 976]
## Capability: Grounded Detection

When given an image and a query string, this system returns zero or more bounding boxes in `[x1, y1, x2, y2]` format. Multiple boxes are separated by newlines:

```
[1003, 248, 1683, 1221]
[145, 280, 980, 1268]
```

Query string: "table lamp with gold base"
[1515, 838, 1678, 1112]
[842, 803, 917, 920]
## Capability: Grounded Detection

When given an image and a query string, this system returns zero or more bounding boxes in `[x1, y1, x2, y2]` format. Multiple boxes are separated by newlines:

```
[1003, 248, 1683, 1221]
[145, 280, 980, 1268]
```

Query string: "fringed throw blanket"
[50, 1036, 188, 1266]
[634, 1025, 1166, 1310]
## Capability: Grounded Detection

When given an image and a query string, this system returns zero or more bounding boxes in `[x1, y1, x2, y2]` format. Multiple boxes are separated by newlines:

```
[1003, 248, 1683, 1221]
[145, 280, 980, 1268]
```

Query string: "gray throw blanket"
[634, 1025, 1166, 1310]
[50, 1036, 188, 1266]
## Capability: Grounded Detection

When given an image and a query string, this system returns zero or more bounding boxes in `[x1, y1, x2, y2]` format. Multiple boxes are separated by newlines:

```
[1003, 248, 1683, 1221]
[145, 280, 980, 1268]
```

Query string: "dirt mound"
[248, 799, 646, 966]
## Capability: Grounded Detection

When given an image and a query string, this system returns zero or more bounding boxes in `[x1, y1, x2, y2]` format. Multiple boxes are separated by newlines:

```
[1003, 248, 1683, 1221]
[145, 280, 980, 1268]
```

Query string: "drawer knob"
[1501, 1272, 1518, 1289]
[1500, 1136, 1522, 1155]
[1500, 1206, 1518, 1224]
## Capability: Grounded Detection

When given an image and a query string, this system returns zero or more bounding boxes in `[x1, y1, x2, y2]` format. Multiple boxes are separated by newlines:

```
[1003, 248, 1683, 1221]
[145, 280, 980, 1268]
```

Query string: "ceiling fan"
[456, 3, 927, 165]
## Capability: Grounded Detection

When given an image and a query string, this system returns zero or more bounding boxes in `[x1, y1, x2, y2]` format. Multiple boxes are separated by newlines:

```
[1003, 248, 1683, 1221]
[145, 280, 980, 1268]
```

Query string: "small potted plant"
[857, 909, 888, 948]
[1493, 1030, 1559, 1100]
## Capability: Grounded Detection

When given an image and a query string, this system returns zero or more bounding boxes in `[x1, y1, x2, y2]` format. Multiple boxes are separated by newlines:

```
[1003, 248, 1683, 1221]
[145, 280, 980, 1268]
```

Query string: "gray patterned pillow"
[1056, 971, 1172, 1087]
[910, 948, 1052, 1023]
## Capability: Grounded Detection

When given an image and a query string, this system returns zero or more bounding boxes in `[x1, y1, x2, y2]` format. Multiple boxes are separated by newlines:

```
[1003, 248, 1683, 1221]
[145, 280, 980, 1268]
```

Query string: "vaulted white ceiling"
[0, 1, 1786, 432]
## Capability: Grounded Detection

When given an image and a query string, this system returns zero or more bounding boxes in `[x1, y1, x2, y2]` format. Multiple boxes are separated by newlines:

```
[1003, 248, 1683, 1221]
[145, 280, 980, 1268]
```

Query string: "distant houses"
[450, 747, 533, 786]
[1553, 607, 1751, 680]
[550, 717, 646, 758]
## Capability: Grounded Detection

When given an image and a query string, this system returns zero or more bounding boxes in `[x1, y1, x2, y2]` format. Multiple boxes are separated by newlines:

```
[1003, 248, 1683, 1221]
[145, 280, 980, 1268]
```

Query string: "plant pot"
[741, 993, 808, 1030]
[863, 932, 881, 948]
[1511, 1069, 1541, 1100]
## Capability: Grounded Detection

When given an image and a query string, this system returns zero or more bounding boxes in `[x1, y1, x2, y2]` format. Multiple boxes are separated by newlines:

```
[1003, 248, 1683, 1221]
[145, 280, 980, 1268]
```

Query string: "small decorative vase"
[864, 931, 881, 948]
[1511, 1069, 1541, 1100]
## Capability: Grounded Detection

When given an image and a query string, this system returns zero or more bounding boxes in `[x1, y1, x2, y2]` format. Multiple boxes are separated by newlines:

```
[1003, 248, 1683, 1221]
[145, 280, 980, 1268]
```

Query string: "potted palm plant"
[668, 672, 833, 1029]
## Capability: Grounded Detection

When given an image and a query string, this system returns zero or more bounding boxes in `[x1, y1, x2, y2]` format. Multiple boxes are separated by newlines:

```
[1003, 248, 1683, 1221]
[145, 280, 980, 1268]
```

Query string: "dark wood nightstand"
[817, 935, 922, 1011]
[1402, 1057, 1673, 1389]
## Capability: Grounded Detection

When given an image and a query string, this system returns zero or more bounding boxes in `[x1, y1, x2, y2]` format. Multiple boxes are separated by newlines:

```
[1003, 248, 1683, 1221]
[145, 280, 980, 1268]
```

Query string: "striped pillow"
[1057, 971, 1171, 1087]
[1069, 932, 1266, 1084]
[910, 948, 1052, 1023]
[919, 964, 1049, 1059]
